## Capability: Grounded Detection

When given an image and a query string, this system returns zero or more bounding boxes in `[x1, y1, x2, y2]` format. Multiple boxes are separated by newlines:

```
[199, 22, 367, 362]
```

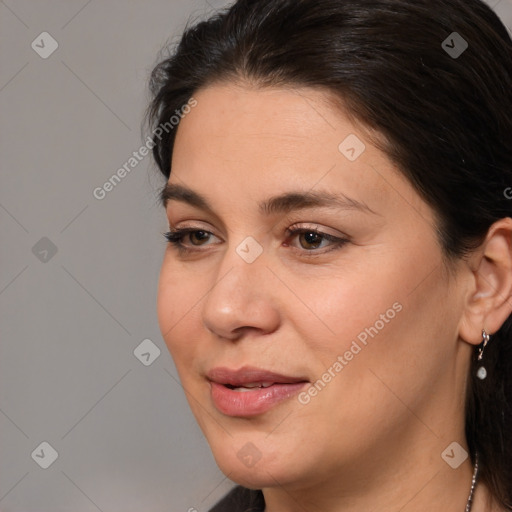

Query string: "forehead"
[174, 83, 348, 154]
[169, 82, 428, 224]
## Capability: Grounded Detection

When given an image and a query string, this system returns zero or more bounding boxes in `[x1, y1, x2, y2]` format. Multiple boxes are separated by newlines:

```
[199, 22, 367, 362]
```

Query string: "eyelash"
[163, 227, 349, 257]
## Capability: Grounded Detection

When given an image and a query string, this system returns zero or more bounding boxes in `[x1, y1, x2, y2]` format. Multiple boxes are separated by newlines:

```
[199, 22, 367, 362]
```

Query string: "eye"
[185, 230, 211, 246]
[285, 227, 349, 254]
[163, 228, 218, 252]
[296, 231, 327, 250]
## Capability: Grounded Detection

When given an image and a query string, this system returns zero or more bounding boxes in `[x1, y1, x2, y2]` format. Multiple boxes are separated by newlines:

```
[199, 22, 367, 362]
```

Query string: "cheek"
[279, 263, 403, 361]
[287, 247, 449, 405]
[156, 259, 202, 366]
[303, 264, 456, 422]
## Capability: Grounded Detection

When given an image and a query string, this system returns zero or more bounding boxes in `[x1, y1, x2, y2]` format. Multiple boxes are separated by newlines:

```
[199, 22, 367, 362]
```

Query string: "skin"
[157, 82, 512, 512]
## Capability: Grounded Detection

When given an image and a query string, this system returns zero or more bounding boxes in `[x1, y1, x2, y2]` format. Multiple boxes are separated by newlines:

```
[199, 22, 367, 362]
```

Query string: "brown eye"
[163, 228, 219, 252]
[284, 227, 349, 255]
[189, 230, 211, 245]
[298, 231, 324, 250]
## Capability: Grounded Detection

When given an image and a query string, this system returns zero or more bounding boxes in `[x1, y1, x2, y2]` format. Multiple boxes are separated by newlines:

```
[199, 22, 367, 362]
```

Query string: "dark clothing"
[209, 485, 265, 512]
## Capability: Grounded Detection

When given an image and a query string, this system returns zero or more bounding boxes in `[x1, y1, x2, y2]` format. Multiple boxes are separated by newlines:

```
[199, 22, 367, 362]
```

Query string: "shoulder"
[208, 485, 265, 512]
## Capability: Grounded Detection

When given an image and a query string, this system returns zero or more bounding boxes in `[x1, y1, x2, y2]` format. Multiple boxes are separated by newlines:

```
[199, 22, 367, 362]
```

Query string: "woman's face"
[157, 83, 471, 491]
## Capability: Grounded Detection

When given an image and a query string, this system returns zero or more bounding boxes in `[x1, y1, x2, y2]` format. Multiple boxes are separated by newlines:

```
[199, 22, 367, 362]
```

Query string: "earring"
[476, 329, 490, 380]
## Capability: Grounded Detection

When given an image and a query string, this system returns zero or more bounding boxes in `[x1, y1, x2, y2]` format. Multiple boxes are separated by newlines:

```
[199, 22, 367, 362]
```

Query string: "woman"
[146, 0, 512, 510]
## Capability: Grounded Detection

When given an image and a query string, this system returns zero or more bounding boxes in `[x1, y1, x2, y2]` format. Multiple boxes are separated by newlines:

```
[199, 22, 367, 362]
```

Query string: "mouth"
[223, 382, 275, 391]
[206, 366, 309, 417]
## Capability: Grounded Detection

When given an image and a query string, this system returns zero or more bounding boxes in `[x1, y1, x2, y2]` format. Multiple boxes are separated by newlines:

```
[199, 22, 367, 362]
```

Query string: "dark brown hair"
[146, 0, 512, 506]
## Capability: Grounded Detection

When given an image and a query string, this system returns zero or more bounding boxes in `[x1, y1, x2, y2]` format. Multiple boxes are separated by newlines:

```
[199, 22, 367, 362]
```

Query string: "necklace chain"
[465, 454, 479, 512]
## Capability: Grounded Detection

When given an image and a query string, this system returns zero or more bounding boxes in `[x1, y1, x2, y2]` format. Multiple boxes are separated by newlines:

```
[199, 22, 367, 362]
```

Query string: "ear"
[458, 217, 512, 346]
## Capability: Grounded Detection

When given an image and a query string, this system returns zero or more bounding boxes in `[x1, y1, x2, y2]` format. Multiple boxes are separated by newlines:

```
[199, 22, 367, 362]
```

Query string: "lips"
[206, 365, 309, 416]
[207, 366, 308, 387]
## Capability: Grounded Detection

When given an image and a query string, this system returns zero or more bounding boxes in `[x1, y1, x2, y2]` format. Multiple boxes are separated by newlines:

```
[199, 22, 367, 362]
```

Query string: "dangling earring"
[476, 329, 490, 380]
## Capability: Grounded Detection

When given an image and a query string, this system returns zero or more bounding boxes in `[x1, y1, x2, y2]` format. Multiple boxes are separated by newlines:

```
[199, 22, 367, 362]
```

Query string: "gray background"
[1, 1, 511, 511]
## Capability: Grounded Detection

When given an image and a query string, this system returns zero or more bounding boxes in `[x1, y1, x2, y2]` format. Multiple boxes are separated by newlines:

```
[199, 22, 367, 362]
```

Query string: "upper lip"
[206, 365, 309, 386]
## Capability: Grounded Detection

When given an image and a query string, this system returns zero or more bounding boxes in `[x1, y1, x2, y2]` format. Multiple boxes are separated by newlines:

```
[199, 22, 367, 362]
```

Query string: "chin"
[207, 432, 313, 490]
[215, 454, 291, 490]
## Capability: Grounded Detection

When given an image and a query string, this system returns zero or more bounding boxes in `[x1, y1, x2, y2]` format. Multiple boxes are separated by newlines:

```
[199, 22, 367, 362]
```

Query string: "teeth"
[231, 382, 274, 391]
[244, 382, 273, 388]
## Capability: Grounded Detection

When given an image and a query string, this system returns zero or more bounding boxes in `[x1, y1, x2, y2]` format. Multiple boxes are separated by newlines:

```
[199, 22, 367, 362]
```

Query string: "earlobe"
[458, 218, 512, 346]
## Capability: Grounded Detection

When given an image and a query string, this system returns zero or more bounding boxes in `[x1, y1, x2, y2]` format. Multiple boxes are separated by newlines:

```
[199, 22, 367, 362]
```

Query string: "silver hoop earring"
[476, 329, 490, 380]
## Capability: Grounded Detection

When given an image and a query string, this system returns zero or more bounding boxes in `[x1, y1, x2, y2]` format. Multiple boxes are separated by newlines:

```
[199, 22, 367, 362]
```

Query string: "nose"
[201, 244, 281, 341]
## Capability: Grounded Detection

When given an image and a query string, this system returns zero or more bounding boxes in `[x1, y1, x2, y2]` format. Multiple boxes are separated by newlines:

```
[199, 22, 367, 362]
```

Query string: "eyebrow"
[160, 183, 377, 216]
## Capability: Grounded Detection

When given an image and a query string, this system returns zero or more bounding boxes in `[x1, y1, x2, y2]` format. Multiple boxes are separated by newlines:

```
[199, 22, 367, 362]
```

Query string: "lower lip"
[210, 381, 308, 417]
